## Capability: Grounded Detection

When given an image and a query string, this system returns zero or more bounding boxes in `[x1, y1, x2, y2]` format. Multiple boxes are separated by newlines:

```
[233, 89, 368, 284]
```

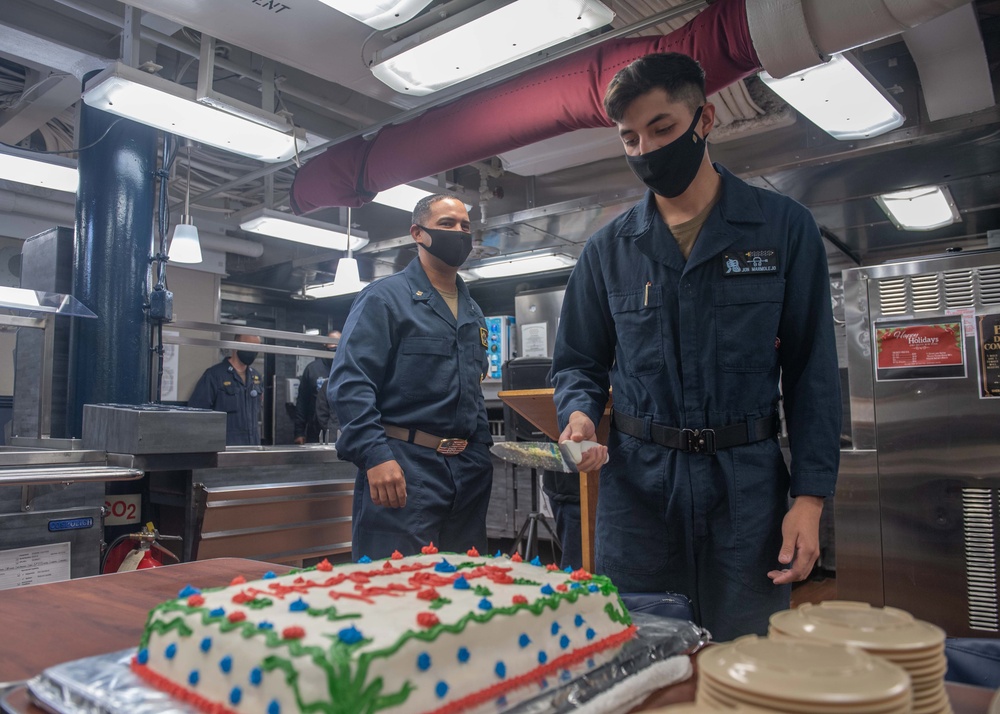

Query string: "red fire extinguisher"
[101, 522, 181, 574]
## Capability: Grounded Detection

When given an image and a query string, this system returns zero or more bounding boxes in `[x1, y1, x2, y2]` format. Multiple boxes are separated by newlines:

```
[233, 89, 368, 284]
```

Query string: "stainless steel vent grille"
[911, 273, 941, 312]
[944, 270, 975, 308]
[980, 267, 1000, 306]
[962, 487, 999, 632]
[878, 278, 908, 316]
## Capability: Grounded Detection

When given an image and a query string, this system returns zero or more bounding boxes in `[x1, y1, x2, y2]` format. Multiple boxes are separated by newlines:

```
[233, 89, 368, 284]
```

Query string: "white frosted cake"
[132, 548, 636, 714]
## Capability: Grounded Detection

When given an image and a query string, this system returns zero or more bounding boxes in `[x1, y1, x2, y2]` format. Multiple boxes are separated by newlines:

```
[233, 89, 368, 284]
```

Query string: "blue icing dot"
[452, 576, 470, 590]
[289, 599, 309, 612]
[258, 621, 274, 630]
[267, 701, 281, 714]
[435, 559, 457, 573]
[540, 679, 549, 690]
[200, 637, 212, 653]
[518, 634, 531, 648]
[550, 622, 560, 635]
[338, 625, 363, 644]
[250, 667, 263, 685]
[574, 614, 585, 627]
[435, 681, 449, 699]
[495, 661, 507, 678]
[530, 556, 542, 566]
[188, 670, 199, 686]
[457, 647, 470, 663]
[137, 648, 149, 665]
[230, 686, 242, 705]
[587, 658, 595, 668]
[478, 598, 493, 611]
[417, 652, 432, 671]
[564, 566, 573, 573]
[588, 584, 599, 592]
[561, 669, 572, 681]
[178, 585, 200, 598]
[560, 634, 570, 649]
[586, 628, 596, 641]
[497, 696, 508, 707]
[570, 583, 581, 590]
[165, 643, 177, 660]
[540, 584, 554, 595]
[358, 555, 372, 564]
[209, 607, 225, 617]
[220, 655, 233, 673]
[538, 651, 548, 664]
[494, 550, 503, 558]
[262, 571, 277, 579]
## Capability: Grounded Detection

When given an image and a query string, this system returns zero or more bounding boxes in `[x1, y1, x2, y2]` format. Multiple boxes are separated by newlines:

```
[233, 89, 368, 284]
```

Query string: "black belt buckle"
[682, 428, 716, 455]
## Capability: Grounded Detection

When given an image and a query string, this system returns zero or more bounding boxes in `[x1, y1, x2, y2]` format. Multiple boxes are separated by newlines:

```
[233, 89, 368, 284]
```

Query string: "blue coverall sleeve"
[777, 209, 842, 498]
[187, 369, 216, 410]
[329, 291, 397, 472]
[551, 240, 616, 432]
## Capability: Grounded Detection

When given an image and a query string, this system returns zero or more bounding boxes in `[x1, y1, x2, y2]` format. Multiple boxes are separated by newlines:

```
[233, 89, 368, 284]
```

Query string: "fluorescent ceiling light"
[372, 184, 434, 211]
[875, 186, 961, 231]
[760, 53, 904, 140]
[82, 63, 325, 163]
[371, 0, 615, 96]
[467, 252, 576, 279]
[0, 146, 77, 193]
[238, 208, 368, 251]
[305, 258, 369, 298]
[317, 0, 433, 30]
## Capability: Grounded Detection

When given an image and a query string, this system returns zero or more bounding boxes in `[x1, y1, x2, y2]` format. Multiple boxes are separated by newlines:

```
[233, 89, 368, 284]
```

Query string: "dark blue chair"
[620, 592, 694, 621]
[944, 638, 1000, 689]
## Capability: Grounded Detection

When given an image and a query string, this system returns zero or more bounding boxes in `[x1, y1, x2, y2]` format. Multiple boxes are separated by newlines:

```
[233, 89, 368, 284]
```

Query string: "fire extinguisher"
[101, 522, 182, 574]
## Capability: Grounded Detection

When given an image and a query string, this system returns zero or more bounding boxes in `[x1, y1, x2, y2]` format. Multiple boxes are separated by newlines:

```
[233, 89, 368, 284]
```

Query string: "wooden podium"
[496, 388, 610, 572]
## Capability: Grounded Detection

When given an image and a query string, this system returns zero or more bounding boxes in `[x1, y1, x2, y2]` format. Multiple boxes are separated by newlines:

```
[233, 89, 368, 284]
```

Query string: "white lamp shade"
[304, 258, 369, 298]
[168, 223, 203, 264]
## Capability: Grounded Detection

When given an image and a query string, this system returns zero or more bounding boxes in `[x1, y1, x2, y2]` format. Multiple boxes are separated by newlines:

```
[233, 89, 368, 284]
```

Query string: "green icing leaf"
[245, 597, 274, 610]
[512, 578, 541, 586]
[473, 585, 493, 597]
[428, 597, 452, 610]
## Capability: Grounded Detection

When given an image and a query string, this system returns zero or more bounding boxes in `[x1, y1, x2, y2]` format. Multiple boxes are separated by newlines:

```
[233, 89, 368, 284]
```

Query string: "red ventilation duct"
[290, 0, 760, 213]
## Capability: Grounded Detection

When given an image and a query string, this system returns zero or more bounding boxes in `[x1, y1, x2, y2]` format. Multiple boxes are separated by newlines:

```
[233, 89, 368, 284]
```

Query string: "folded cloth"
[574, 655, 693, 714]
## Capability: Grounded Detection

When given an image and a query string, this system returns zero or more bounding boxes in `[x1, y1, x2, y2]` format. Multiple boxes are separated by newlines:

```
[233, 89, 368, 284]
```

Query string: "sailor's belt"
[384, 425, 469, 455]
[611, 409, 778, 455]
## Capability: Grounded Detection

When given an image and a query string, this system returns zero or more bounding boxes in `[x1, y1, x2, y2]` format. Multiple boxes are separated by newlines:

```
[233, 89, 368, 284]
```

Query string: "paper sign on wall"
[874, 319, 966, 381]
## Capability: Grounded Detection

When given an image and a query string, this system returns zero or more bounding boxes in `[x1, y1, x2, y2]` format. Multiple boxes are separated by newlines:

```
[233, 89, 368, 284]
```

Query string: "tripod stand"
[508, 466, 561, 562]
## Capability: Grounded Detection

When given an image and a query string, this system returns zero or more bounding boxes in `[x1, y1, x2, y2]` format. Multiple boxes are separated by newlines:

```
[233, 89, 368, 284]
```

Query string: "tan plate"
[701, 674, 913, 714]
[698, 636, 911, 705]
[769, 601, 945, 651]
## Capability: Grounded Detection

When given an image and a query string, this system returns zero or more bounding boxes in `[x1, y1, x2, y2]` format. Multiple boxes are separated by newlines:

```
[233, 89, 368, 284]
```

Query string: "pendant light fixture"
[168, 144, 203, 264]
[305, 208, 369, 298]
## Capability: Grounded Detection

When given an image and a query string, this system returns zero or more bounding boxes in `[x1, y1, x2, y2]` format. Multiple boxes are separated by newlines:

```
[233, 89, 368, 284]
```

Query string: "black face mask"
[417, 226, 473, 267]
[626, 106, 706, 199]
[236, 350, 258, 367]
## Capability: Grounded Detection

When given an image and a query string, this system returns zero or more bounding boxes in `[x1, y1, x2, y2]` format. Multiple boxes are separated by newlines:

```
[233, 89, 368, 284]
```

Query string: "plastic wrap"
[26, 613, 708, 714]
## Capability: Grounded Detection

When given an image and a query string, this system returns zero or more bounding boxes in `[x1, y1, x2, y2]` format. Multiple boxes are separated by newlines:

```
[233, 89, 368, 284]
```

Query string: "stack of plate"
[770, 601, 950, 714]
[696, 635, 912, 713]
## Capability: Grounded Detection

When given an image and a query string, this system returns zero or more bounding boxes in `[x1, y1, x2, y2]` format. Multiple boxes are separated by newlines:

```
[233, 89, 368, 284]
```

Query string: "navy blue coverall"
[329, 257, 493, 561]
[551, 165, 841, 641]
[188, 359, 263, 446]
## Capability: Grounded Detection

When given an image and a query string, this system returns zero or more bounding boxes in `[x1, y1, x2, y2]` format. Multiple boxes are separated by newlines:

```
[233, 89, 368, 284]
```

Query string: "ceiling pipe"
[746, 0, 972, 78]
[291, 0, 756, 212]
[290, 0, 971, 214]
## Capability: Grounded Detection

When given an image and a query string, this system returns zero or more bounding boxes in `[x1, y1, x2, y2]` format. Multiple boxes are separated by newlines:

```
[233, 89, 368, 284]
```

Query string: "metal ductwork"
[291, 0, 972, 214]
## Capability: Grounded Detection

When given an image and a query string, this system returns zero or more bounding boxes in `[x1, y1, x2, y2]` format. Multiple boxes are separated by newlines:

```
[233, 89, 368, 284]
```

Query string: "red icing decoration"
[231, 591, 251, 605]
[512, 595, 528, 605]
[408, 571, 458, 587]
[348, 572, 371, 584]
[421, 542, 439, 555]
[417, 587, 440, 601]
[293, 576, 306, 584]
[556, 584, 569, 592]
[569, 568, 593, 582]
[510, 552, 523, 563]
[391, 550, 404, 560]
[187, 594, 205, 607]
[229, 575, 246, 585]
[383, 561, 395, 570]
[417, 612, 440, 628]
[545, 563, 560, 571]
[227, 611, 246, 623]
[282, 626, 305, 640]
[316, 559, 333, 571]
[467, 547, 480, 557]
[132, 661, 239, 714]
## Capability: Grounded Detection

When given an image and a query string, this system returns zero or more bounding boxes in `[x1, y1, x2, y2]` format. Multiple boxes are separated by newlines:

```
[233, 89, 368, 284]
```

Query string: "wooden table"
[1, 562, 995, 714]
[497, 388, 610, 572]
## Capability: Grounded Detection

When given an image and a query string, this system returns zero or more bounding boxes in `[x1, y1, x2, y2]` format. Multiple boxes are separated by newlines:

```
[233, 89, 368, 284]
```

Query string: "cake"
[131, 547, 637, 714]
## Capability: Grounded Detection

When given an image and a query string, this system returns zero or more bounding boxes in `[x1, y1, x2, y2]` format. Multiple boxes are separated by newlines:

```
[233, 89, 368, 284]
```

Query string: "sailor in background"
[329, 194, 493, 560]
[188, 334, 264, 446]
[294, 330, 341, 444]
